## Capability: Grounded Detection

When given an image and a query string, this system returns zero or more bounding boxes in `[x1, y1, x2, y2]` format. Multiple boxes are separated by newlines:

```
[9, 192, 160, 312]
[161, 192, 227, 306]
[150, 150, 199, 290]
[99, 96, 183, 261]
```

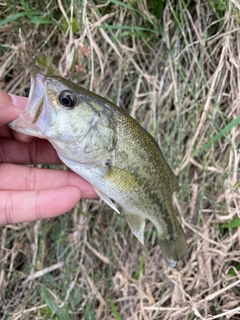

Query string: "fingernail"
[9, 94, 19, 107]
[8, 94, 27, 110]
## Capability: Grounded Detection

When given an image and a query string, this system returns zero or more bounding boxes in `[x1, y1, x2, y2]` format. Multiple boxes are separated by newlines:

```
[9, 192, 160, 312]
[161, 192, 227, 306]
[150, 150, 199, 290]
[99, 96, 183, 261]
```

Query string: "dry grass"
[0, 0, 240, 319]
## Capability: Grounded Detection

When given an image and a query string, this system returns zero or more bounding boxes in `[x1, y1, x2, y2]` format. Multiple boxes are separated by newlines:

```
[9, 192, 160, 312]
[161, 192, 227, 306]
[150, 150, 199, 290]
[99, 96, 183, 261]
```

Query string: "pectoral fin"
[104, 166, 140, 191]
[93, 187, 120, 214]
[126, 213, 145, 244]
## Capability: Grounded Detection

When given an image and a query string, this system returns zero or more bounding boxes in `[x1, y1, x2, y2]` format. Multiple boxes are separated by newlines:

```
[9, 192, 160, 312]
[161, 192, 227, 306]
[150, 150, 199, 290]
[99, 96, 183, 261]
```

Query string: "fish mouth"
[9, 74, 46, 136]
[19, 74, 45, 125]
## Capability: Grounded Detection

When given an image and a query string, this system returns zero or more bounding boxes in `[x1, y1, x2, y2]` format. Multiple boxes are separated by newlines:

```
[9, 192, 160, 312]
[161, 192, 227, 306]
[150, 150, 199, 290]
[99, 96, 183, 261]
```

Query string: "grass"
[0, 0, 240, 319]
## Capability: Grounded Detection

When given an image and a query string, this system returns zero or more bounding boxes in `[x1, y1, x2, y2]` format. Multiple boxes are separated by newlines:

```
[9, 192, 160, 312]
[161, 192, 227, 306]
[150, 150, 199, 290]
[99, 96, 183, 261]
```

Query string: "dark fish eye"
[58, 90, 77, 108]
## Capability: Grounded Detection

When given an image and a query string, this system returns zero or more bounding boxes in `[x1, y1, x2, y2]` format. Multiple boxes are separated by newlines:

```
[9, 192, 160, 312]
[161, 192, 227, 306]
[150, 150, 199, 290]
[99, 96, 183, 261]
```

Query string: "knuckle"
[3, 191, 14, 225]
[25, 167, 36, 191]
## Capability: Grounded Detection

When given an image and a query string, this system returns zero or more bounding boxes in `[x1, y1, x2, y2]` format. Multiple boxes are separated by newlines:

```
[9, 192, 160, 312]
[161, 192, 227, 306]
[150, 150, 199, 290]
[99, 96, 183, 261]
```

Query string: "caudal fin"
[159, 225, 188, 268]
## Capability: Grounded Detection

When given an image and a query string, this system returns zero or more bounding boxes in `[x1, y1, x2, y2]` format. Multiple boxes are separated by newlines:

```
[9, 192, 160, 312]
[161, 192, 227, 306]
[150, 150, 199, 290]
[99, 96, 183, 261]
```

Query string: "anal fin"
[126, 213, 145, 245]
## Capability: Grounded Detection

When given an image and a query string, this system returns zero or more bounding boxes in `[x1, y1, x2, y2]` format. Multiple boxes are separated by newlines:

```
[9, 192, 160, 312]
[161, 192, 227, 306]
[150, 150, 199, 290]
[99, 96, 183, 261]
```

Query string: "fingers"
[0, 187, 81, 225]
[9, 94, 27, 110]
[0, 138, 60, 164]
[0, 164, 98, 199]
[11, 131, 36, 143]
[9, 94, 37, 143]
[0, 90, 35, 143]
[0, 91, 26, 126]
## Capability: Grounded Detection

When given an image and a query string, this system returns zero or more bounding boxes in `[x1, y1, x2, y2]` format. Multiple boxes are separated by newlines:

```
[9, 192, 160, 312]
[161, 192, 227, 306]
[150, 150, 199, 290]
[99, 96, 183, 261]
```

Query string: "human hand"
[0, 90, 98, 226]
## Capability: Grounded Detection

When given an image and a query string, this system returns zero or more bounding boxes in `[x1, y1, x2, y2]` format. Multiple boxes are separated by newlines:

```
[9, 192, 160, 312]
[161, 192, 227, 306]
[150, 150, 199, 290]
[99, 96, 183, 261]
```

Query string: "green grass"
[1, 0, 240, 319]
[220, 218, 240, 229]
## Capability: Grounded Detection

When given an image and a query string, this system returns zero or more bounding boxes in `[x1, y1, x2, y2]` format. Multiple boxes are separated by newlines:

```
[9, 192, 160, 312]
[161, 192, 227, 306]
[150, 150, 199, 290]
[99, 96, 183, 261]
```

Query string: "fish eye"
[58, 90, 77, 108]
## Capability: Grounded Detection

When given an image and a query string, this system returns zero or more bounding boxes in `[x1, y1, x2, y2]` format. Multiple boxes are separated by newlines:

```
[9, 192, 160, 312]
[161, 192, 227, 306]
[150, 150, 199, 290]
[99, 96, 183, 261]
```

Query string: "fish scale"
[9, 74, 188, 268]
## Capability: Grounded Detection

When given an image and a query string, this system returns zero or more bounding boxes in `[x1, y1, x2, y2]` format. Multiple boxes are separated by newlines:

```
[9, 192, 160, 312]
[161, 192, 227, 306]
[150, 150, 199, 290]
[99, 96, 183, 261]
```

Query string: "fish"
[9, 74, 188, 267]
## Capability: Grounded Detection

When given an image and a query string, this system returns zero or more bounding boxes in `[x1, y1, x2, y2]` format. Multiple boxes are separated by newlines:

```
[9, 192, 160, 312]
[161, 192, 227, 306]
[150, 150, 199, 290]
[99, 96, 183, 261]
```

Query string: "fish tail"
[159, 221, 188, 268]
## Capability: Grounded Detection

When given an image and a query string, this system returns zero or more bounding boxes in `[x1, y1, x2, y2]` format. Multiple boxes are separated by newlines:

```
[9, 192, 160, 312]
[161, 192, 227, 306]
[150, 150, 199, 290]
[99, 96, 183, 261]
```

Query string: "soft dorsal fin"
[93, 187, 120, 214]
[126, 213, 145, 244]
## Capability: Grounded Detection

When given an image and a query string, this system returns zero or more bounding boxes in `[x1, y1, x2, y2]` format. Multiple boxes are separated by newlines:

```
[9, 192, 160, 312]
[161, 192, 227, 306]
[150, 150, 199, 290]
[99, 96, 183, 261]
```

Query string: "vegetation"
[0, 0, 239, 319]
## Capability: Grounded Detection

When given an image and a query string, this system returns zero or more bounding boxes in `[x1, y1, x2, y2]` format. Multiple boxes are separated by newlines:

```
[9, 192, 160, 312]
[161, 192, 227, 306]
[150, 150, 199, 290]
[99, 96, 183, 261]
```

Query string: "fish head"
[9, 74, 117, 162]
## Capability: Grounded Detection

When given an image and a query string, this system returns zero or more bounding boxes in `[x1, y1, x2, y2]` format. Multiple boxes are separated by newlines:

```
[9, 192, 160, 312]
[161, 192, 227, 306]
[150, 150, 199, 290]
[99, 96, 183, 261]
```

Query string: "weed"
[0, 0, 240, 319]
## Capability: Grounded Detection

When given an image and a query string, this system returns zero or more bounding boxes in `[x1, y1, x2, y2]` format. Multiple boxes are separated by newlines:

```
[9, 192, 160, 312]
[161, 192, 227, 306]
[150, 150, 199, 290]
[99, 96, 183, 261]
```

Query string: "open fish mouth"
[18, 74, 45, 124]
[9, 74, 47, 136]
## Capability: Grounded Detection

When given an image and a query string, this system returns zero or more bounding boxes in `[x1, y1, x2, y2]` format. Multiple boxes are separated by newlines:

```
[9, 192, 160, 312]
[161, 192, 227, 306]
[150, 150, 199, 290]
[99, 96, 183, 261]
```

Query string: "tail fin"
[159, 223, 188, 268]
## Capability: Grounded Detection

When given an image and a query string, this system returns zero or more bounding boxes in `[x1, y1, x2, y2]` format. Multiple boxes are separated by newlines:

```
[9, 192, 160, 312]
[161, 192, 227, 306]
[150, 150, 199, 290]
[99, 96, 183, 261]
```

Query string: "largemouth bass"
[9, 74, 187, 267]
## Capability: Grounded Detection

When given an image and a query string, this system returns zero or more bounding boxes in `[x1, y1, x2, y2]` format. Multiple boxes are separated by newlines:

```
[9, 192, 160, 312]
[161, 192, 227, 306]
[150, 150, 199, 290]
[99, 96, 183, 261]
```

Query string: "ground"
[0, 1, 240, 319]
